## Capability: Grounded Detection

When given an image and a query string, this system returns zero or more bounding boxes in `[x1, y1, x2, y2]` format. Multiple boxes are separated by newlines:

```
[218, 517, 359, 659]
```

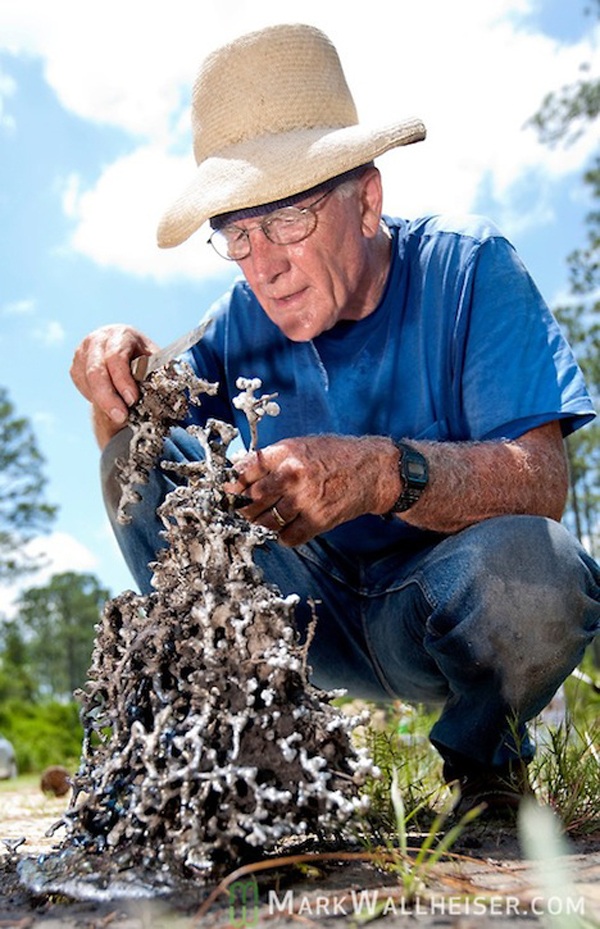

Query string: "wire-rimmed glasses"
[207, 189, 333, 261]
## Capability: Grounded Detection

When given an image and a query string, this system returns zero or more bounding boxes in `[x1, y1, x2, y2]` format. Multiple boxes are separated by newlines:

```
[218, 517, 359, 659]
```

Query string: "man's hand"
[70, 325, 159, 447]
[224, 435, 400, 546]
[224, 422, 569, 545]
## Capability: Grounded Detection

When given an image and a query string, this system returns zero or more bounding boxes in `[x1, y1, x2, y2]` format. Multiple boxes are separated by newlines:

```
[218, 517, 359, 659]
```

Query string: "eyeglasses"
[207, 189, 333, 261]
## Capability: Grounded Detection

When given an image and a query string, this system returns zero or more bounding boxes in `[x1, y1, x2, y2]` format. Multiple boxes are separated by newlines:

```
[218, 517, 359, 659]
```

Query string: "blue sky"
[0, 0, 598, 611]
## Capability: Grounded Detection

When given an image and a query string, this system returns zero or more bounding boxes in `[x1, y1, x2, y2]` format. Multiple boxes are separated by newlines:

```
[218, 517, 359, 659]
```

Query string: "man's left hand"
[223, 435, 400, 546]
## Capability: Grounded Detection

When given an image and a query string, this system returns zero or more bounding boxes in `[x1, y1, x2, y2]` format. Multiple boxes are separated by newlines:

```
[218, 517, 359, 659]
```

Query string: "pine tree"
[0, 386, 56, 582]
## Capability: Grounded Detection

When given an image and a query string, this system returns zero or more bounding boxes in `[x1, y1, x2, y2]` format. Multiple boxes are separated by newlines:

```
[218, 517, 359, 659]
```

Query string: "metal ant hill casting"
[20, 361, 376, 900]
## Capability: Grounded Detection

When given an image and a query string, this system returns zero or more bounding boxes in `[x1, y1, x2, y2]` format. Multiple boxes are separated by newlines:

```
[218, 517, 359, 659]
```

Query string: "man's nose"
[245, 228, 290, 282]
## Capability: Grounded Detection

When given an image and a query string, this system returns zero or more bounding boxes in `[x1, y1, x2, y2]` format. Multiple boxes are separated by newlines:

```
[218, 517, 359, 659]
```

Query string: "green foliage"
[0, 621, 37, 702]
[0, 386, 56, 582]
[359, 704, 445, 839]
[529, 5, 600, 557]
[532, 721, 600, 835]
[527, 2, 599, 147]
[555, 300, 600, 552]
[535, 666, 600, 835]
[0, 698, 83, 773]
[2, 571, 110, 701]
[384, 767, 482, 905]
[529, 77, 600, 146]
[360, 674, 600, 841]
[0, 571, 112, 772]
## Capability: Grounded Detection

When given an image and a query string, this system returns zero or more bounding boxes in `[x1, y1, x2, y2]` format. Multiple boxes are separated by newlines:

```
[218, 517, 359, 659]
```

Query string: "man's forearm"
[397, 421, 568, 534]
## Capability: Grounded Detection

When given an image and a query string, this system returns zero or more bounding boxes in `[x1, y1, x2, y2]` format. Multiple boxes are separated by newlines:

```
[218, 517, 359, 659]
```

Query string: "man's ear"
[359, 167, 384, 238]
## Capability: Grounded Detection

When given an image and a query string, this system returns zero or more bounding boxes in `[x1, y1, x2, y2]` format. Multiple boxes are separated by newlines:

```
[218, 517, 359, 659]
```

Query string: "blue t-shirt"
[184, 214, 594, 556]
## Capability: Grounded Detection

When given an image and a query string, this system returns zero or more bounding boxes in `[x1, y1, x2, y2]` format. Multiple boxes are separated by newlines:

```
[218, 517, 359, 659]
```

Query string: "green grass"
[359, 704, 445, 840]
[356, 654, 600, 840]
[531, 724, 600, 834]
[0, 772, 41, 792]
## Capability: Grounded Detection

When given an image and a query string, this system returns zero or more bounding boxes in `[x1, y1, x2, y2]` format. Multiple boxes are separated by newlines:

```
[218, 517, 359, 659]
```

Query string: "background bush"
[0, 698, 82, 773]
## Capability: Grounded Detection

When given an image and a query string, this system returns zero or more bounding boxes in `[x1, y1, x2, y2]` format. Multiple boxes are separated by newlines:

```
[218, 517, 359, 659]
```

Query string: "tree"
[528, 1, 599, 144]
[0, 386, 56, 582]
[0, 619, 37, 702]
[529, 4, 600, 552]
[11, 571, 110, 700]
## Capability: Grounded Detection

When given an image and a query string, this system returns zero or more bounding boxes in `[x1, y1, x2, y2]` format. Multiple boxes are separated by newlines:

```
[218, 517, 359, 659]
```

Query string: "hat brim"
[156, 117, 426, 248]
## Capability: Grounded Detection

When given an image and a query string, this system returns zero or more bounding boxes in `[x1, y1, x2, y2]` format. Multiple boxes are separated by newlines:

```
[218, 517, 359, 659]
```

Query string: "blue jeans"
[102, 427, 600, 770]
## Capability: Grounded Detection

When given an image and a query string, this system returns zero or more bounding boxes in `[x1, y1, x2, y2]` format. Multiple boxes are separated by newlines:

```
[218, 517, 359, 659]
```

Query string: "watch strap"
[389, 441, 429, 514]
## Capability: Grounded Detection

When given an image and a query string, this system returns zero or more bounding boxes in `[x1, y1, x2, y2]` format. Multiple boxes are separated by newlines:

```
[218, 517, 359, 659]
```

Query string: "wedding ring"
[271, 505, 287, 528]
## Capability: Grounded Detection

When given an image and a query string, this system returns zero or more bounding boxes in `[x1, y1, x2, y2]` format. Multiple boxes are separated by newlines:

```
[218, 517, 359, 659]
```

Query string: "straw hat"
[157, 23, 426, 248]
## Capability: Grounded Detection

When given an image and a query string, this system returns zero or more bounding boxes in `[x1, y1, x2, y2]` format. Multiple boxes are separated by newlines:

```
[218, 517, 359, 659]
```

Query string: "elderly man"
[71, 23, 600, 818]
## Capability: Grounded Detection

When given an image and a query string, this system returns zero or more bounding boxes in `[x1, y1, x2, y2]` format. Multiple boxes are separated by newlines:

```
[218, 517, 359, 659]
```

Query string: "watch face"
[389, 443, 429, 514]
[403, 450, 428, 488]
[406, 458, 427, 481]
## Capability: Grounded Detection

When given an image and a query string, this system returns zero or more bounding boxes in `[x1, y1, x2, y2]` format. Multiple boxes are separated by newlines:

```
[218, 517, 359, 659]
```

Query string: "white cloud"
[1, 297, 36, 316]
[32, 320, 66, 346]
[0, 531, 98, 618]
[32, 411, 56, 433]
[0, 299, 66, 347]
[1, 0, 598, 278]
[0, 68, 16, 133]
[0, 0, 231, 136]
[61, 146, 232, 281]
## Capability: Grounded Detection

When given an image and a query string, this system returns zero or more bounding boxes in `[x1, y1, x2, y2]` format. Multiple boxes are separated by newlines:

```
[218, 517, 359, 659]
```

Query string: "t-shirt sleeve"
[454, 234, 595, 441]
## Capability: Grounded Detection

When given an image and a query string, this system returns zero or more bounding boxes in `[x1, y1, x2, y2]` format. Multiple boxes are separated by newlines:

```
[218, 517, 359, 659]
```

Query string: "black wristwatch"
[388, 441, 429, 513]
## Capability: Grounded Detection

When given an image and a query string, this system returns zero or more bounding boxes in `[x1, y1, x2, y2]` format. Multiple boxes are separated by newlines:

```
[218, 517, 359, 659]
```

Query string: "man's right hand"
[70, 324, 159, 448]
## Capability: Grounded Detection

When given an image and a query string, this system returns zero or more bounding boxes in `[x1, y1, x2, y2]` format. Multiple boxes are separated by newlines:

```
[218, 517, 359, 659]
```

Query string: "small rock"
[40, 765, 71, 797]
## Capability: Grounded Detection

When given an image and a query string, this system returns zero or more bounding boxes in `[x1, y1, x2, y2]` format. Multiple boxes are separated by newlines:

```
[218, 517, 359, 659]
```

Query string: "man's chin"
[268, 313, 321, 343]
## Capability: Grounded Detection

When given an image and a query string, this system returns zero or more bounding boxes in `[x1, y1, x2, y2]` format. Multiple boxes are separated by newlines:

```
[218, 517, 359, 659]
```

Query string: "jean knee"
[482, 516, 600, 636]
[423, 515, 600, 719]
[425, 516, 598, 619]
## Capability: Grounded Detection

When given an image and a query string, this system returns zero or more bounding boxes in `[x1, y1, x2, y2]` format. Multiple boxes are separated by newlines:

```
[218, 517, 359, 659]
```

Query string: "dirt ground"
[1, 782, 599, 929]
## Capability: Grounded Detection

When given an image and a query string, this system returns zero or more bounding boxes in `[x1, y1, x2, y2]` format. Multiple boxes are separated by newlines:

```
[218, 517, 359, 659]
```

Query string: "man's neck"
[342, 221, 393, 323]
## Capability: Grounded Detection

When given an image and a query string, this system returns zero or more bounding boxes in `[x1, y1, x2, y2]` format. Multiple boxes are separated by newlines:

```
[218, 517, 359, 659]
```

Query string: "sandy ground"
[1, 782, 600, 928]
